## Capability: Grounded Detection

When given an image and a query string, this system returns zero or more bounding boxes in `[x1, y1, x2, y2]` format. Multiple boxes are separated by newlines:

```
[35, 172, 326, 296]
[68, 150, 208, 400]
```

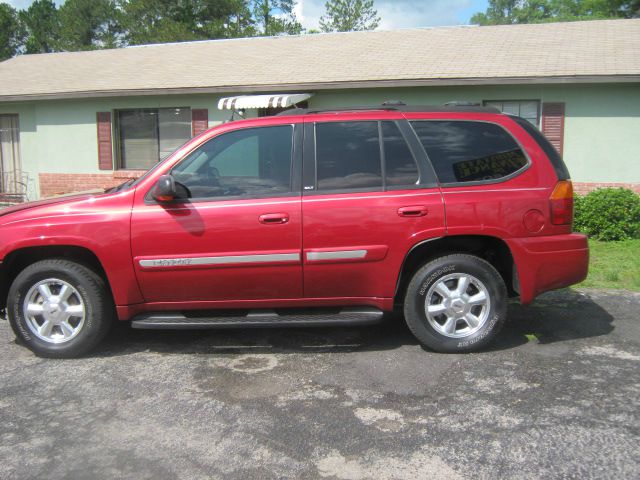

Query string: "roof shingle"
[0, 19, 639, 101]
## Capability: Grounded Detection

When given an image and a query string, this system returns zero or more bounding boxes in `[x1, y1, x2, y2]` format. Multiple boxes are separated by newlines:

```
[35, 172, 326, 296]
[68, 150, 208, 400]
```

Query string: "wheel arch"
[1, 245, 112, 311]
[395, 235, 517, 306]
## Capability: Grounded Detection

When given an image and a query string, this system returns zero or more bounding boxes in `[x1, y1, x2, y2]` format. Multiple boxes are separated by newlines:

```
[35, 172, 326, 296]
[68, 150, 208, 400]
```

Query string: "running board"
[130, 307, 384, 330]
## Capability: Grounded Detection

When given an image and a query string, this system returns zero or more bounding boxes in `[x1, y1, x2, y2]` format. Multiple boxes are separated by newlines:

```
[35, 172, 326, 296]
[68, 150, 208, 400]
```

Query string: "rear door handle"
[398, 206, 429, 217]
[259, 213, 290, 224]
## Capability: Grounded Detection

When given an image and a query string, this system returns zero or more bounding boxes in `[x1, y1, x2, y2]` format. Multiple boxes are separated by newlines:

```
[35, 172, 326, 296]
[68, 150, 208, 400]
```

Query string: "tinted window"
[510, 115, 569, 180]
[315, 122, 382, 191]
[411, 121, 528, 184]
[172, 125, 293, 199]
[382, 122, 419, 187]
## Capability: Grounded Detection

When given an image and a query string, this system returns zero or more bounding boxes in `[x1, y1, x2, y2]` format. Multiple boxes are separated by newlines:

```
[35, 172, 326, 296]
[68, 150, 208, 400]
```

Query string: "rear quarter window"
[410, 120, 528, 184]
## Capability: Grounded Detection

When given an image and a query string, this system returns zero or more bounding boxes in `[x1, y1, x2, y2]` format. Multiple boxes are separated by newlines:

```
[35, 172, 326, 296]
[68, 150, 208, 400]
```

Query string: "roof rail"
[277, 102, 500, 116]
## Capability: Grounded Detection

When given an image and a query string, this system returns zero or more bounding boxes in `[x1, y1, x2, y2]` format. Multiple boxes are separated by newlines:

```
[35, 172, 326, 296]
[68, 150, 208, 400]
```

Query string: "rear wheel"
[404, 254, 507, 352]
[8, 259, 113, 358]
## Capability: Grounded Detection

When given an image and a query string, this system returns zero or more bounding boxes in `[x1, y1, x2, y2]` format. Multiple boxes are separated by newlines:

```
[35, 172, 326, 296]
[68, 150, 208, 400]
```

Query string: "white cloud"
[296, 0, 488, 31]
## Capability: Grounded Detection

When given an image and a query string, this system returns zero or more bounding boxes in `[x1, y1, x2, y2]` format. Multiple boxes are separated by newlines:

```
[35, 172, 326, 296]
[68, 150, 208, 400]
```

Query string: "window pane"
[315, 122, 381, 191]
[411, 121, 528, 184]
[520, 101, 539, 121]
[118, 107, 192, 169]
[159, 108, 191, 160]
[173, 125, 293, 199]
[119, 109, 159, 170]
[382, 122, 418, 187]
[484, 100, 540, 127]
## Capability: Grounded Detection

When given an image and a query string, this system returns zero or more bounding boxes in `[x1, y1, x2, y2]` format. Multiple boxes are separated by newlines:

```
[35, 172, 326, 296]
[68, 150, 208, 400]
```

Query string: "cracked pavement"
[1, 288, 638, 479]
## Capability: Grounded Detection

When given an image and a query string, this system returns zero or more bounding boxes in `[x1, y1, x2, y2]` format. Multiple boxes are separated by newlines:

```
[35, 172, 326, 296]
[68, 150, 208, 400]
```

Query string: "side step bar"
[130, 307, 384, 330]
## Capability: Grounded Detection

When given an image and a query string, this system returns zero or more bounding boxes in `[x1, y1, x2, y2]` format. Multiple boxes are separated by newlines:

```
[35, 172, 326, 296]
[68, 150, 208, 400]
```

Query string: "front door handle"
[398, 206, 429, 217]
[259, 213, 290, 224]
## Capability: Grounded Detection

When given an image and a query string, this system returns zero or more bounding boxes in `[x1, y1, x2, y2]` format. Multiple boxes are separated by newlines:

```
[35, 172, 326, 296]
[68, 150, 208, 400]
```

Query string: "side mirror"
[153, 175, 177, 202]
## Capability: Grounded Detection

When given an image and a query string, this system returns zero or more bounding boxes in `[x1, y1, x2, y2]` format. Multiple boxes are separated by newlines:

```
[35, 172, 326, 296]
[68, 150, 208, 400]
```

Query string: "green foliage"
[58, 0, 123, 50]
[252, 0, 302, 36]
[19, 0, 61, 54]
[0, 3, 24, 61]
[120, 0, 256, 45]
[574, 188, 640, 241]
[0, 0, 307, 58]
[471, 0, 640, 25]
[319, 0, 380, 32]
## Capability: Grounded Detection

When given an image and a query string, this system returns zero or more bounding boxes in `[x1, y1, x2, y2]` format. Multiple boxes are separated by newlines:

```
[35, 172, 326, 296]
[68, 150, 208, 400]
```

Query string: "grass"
[577, 239, 640, 291]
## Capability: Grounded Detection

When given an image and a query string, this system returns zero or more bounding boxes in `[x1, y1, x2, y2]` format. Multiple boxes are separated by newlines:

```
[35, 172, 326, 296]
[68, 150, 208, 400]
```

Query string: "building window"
[116, 107, 191, 170]
[483, 100, 540, 127]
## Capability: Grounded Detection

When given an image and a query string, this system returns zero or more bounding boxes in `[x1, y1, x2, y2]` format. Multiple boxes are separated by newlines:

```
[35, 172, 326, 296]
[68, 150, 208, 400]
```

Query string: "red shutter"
[96, 112, 113, 170]
[192, 109, 208, 137]
[542, 102, 565, 155]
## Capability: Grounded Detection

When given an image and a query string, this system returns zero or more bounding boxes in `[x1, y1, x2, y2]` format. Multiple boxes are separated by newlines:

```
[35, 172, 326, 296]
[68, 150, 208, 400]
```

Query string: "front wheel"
[7, 259, 113, 358]
[404, 254, 508, 353]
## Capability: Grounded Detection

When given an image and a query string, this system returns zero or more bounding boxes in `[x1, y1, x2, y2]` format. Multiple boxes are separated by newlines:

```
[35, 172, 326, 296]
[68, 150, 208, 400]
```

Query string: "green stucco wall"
[1, 83, 638, 199]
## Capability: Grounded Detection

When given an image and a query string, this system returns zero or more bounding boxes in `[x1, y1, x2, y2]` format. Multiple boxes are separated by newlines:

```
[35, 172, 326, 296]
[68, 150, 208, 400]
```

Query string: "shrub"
[574, 188, 640, 241]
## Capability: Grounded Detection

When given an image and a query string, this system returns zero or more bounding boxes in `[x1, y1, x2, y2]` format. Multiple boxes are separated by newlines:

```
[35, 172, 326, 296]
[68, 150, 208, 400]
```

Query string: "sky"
[4, 0, 491, 30]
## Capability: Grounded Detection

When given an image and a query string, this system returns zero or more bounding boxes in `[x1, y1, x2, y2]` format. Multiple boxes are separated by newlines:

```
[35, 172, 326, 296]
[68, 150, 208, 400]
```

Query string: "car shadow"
[90, 289, 615, 358]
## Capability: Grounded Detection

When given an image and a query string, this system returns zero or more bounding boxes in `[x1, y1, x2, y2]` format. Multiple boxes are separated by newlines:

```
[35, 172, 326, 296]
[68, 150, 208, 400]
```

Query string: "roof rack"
[277, 102, 500, 116]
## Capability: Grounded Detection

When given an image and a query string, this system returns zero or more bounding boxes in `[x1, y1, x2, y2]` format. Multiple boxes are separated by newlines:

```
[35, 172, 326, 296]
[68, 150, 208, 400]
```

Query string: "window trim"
[408, 119, 532, 188]
[114, 107, 192, 171]
[482, 100, 541, 128]
[303, 119, 438, 197]
[145, 123, 301, 205]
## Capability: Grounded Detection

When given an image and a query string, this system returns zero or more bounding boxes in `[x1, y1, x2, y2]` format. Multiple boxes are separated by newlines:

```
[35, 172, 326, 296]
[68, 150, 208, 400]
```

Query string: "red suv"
[0, 105, 588, 358]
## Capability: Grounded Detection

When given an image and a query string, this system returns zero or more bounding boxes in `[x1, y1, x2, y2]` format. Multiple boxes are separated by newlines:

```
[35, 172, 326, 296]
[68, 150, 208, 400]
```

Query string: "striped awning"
[217, 93, 312, 110]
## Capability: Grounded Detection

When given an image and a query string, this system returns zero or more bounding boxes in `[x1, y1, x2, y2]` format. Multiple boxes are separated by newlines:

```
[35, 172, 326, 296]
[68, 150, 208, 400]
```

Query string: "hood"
[0, 190, 104, 218]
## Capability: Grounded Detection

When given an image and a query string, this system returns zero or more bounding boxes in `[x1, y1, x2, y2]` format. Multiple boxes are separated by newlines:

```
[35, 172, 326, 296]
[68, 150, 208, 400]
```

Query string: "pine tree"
[319, 0, 380, 32]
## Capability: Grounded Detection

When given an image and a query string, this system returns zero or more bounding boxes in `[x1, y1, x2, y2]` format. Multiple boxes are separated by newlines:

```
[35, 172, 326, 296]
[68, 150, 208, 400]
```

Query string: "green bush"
[574, 188, 640, 241]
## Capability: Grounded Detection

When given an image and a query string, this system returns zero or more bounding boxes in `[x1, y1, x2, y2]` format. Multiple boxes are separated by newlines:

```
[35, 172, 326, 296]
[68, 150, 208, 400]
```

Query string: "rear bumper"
[506, 233, 589, 304]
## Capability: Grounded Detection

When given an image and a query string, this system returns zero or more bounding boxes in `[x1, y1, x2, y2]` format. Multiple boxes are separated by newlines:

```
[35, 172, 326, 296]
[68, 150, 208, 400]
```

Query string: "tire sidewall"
[405, 255, 507, 352]
[8, 262, 106, 357]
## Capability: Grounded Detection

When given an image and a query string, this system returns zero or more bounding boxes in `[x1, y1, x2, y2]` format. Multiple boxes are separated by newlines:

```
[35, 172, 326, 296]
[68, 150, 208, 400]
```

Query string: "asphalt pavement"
[0, 288, 638, 479]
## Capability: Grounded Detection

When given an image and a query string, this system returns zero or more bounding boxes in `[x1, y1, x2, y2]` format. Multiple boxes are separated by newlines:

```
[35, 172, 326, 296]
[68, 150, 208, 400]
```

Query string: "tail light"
[549, 180, 574, 225]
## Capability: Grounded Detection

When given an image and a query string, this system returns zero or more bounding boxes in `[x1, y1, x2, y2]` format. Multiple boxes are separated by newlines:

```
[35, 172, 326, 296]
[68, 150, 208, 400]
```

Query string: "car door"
[301, 116, 446, 300]
[131, 123, 303, 303]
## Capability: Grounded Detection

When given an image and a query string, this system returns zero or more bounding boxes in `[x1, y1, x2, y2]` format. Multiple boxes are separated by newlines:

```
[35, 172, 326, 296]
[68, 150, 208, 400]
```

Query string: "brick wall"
[39, 171, 146, 197]
[573, 182, 640, 196]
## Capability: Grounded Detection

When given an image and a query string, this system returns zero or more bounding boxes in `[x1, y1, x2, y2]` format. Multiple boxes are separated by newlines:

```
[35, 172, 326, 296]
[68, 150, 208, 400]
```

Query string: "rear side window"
[410, 121, 528, 184]
[510, 115, 570, 180]
[315, 121, 382, 191]
[382, 122, 419, 187]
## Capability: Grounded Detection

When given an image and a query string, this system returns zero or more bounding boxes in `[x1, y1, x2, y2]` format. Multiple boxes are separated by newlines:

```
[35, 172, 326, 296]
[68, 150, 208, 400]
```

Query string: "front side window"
[172, 125, 293, 199]
[117, 108, 191, 170]
[411, 121, 528, 184]
[315, 121, 382, 191]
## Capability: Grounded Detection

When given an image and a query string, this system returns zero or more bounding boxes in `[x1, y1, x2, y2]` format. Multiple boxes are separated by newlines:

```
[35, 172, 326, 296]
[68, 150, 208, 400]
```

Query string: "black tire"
[404, 254, 507, 353]
[7, 259, 113, 358]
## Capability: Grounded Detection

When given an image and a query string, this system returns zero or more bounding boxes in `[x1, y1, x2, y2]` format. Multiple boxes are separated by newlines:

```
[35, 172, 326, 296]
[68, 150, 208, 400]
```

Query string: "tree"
[251, 0, 302, 36]
[58, 0, 123, 50]
[120, 0, 255, 45]
[319, 0, 380, 32]
[0, 3, 24, 61]
[471, 0, 640, 25]
[19, 0, 61, 54]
